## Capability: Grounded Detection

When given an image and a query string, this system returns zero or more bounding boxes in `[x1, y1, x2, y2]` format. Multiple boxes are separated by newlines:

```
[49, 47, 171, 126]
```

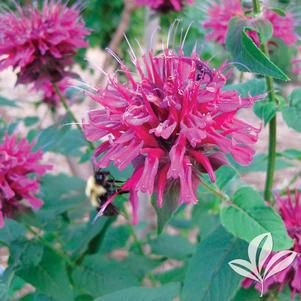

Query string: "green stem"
[121, 208, 144, 255]
[251, 0, 277, 202]
[52, 82, 95, 150]
[199, 181, 229, 202]
[260, 41, 277, 203]
[252, 0, 261, 14]
[25, 225, 75, 268]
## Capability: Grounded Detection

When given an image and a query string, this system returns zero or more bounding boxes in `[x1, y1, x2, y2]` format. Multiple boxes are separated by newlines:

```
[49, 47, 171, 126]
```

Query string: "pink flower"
[263, 10, 296, 46]
[243, 190, 301, 298]
[84, 47, 260, 224]
[203, 1, 297, 47]
[33, 78, 70, 108]
[0, 133, 52, 227]
[136, 0, 194, 12]
[203, 0, 244, 45]
[0, 1, 89, 85]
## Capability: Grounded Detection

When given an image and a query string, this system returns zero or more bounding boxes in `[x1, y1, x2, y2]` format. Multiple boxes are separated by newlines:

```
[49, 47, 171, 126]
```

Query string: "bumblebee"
[86, 170, 123, 216]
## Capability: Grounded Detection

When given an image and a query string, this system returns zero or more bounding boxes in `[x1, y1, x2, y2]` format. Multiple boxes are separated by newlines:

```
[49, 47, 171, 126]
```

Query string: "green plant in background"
[0, 0, 301, 300]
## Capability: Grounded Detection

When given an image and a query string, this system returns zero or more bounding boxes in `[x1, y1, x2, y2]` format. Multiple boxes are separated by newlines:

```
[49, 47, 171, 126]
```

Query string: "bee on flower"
[83, 38, 262, 224]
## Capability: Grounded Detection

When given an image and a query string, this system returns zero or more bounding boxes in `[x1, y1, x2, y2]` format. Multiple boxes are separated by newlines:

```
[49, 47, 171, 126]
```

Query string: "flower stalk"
[252, 0, 277, 202]
[52, 82, 95, 151]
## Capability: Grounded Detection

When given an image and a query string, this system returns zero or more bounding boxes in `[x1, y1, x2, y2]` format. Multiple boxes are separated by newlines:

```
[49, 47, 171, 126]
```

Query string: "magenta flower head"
[263, 10, 296, 46]
[203, 0, 244, 45]
[84, 47, 260, 224]
[203, 1, 297, 47]
[243, 190, 301, 297]
[136, 0, 194, 13]
[0, 1, 89, 85]
[0, 133, 52, 227]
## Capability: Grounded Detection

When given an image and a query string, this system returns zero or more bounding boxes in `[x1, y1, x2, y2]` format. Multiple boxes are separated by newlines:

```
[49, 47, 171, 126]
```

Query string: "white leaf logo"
[229, 233, 297, 297]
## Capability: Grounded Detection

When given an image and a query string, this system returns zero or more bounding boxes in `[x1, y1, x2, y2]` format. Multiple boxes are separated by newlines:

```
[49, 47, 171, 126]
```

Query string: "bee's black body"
[93, 170, 121, 216]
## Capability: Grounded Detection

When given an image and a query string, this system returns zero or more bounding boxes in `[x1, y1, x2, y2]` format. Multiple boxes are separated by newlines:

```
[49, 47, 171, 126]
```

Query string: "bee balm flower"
[203, 0, 296, 47]
[203, 0, 244, 45]
[136, 0, 194, 12]
[0, 133, 51, 227]
[0, 1, 89, 85]
[84, 48, 260, 224]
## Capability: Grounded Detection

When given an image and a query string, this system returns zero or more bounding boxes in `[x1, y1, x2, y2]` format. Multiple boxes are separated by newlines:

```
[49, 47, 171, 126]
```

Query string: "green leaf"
[16, 248, 74, 301]
[20, 292, 57, 301]
[282, 88, 301, 132]
[220, 186, 293, 250]
[199, 213, 220, 239]
[153, 266, 186, 284]
[9, 239, 44, 269]
[149, 234, 195, 260]
[0, 220, 26, 244]
[215, 166, 237, 190]
[99, 225, 130, 253]
[181, 226, 247, 301]
[34, 125, 87, 156]
[0, 275, 9, 301]
[253, 19, 273, 43]
[72, 255, 156, 298]
[231, 287, 260, 301]
[223, 79, 266, 98]
[23, 117, 39, 127]
[0, 96, 19, 108]
[254, 100, 278, 125]
[94, 283, 179, 301]
[63, 217, 110, 257]
[39, 173, 86, 217]
[271, 8, 286, 17]
[280, 149, 301, 161]
[226, 16, 289, 80]
[269, 38, 294, 77]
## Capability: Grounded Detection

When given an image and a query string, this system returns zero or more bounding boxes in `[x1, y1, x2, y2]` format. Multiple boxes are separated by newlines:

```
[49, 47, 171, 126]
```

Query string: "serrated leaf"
[9, 239, 44, 269]
[254, 101, 278, 125]
[149, 234, 195, 260]
[280, 149, 301, 161]
[16, 248, 74, 301]
[181, 226, 247, 301]
[220, 187, 293, 251]
[72, 255, 157, 298]
[0, 220, 26, 244]
[282, 88, 301, 132]
[226, 16, 289, 80]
